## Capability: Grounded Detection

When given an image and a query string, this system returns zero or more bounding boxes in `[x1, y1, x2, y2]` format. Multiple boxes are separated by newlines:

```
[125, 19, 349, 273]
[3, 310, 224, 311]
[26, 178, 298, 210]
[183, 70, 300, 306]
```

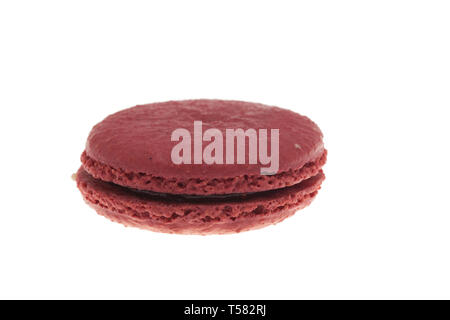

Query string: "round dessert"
[76, 99, 327, 234]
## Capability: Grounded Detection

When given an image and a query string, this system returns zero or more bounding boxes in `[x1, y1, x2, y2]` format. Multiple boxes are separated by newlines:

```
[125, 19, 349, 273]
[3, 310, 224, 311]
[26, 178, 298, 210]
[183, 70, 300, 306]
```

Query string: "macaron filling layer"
[81, 149, 327, 196]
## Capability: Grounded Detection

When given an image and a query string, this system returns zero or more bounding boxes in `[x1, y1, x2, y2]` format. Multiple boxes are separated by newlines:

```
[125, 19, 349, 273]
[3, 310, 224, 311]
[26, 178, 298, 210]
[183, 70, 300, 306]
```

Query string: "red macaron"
[76, 99, 327, 234]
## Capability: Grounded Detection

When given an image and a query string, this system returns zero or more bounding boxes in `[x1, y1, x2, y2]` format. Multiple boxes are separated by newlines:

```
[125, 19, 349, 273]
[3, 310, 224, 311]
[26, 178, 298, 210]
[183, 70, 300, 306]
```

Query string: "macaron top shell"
[86, 99, 324, 178]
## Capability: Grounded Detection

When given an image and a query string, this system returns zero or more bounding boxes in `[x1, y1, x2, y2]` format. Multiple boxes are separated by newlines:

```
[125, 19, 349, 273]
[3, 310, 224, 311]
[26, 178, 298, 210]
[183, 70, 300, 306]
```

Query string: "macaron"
[76, 99, 327, 234]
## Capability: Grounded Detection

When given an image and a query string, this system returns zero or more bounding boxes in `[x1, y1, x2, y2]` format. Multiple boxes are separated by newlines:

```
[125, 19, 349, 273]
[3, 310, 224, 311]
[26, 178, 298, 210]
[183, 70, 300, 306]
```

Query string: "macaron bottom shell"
[76, 168, 325, 235]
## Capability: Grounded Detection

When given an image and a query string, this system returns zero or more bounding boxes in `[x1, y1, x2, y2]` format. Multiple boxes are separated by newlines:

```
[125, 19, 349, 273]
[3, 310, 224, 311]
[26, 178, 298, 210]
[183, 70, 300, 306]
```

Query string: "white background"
[1, 1, 449, 299]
